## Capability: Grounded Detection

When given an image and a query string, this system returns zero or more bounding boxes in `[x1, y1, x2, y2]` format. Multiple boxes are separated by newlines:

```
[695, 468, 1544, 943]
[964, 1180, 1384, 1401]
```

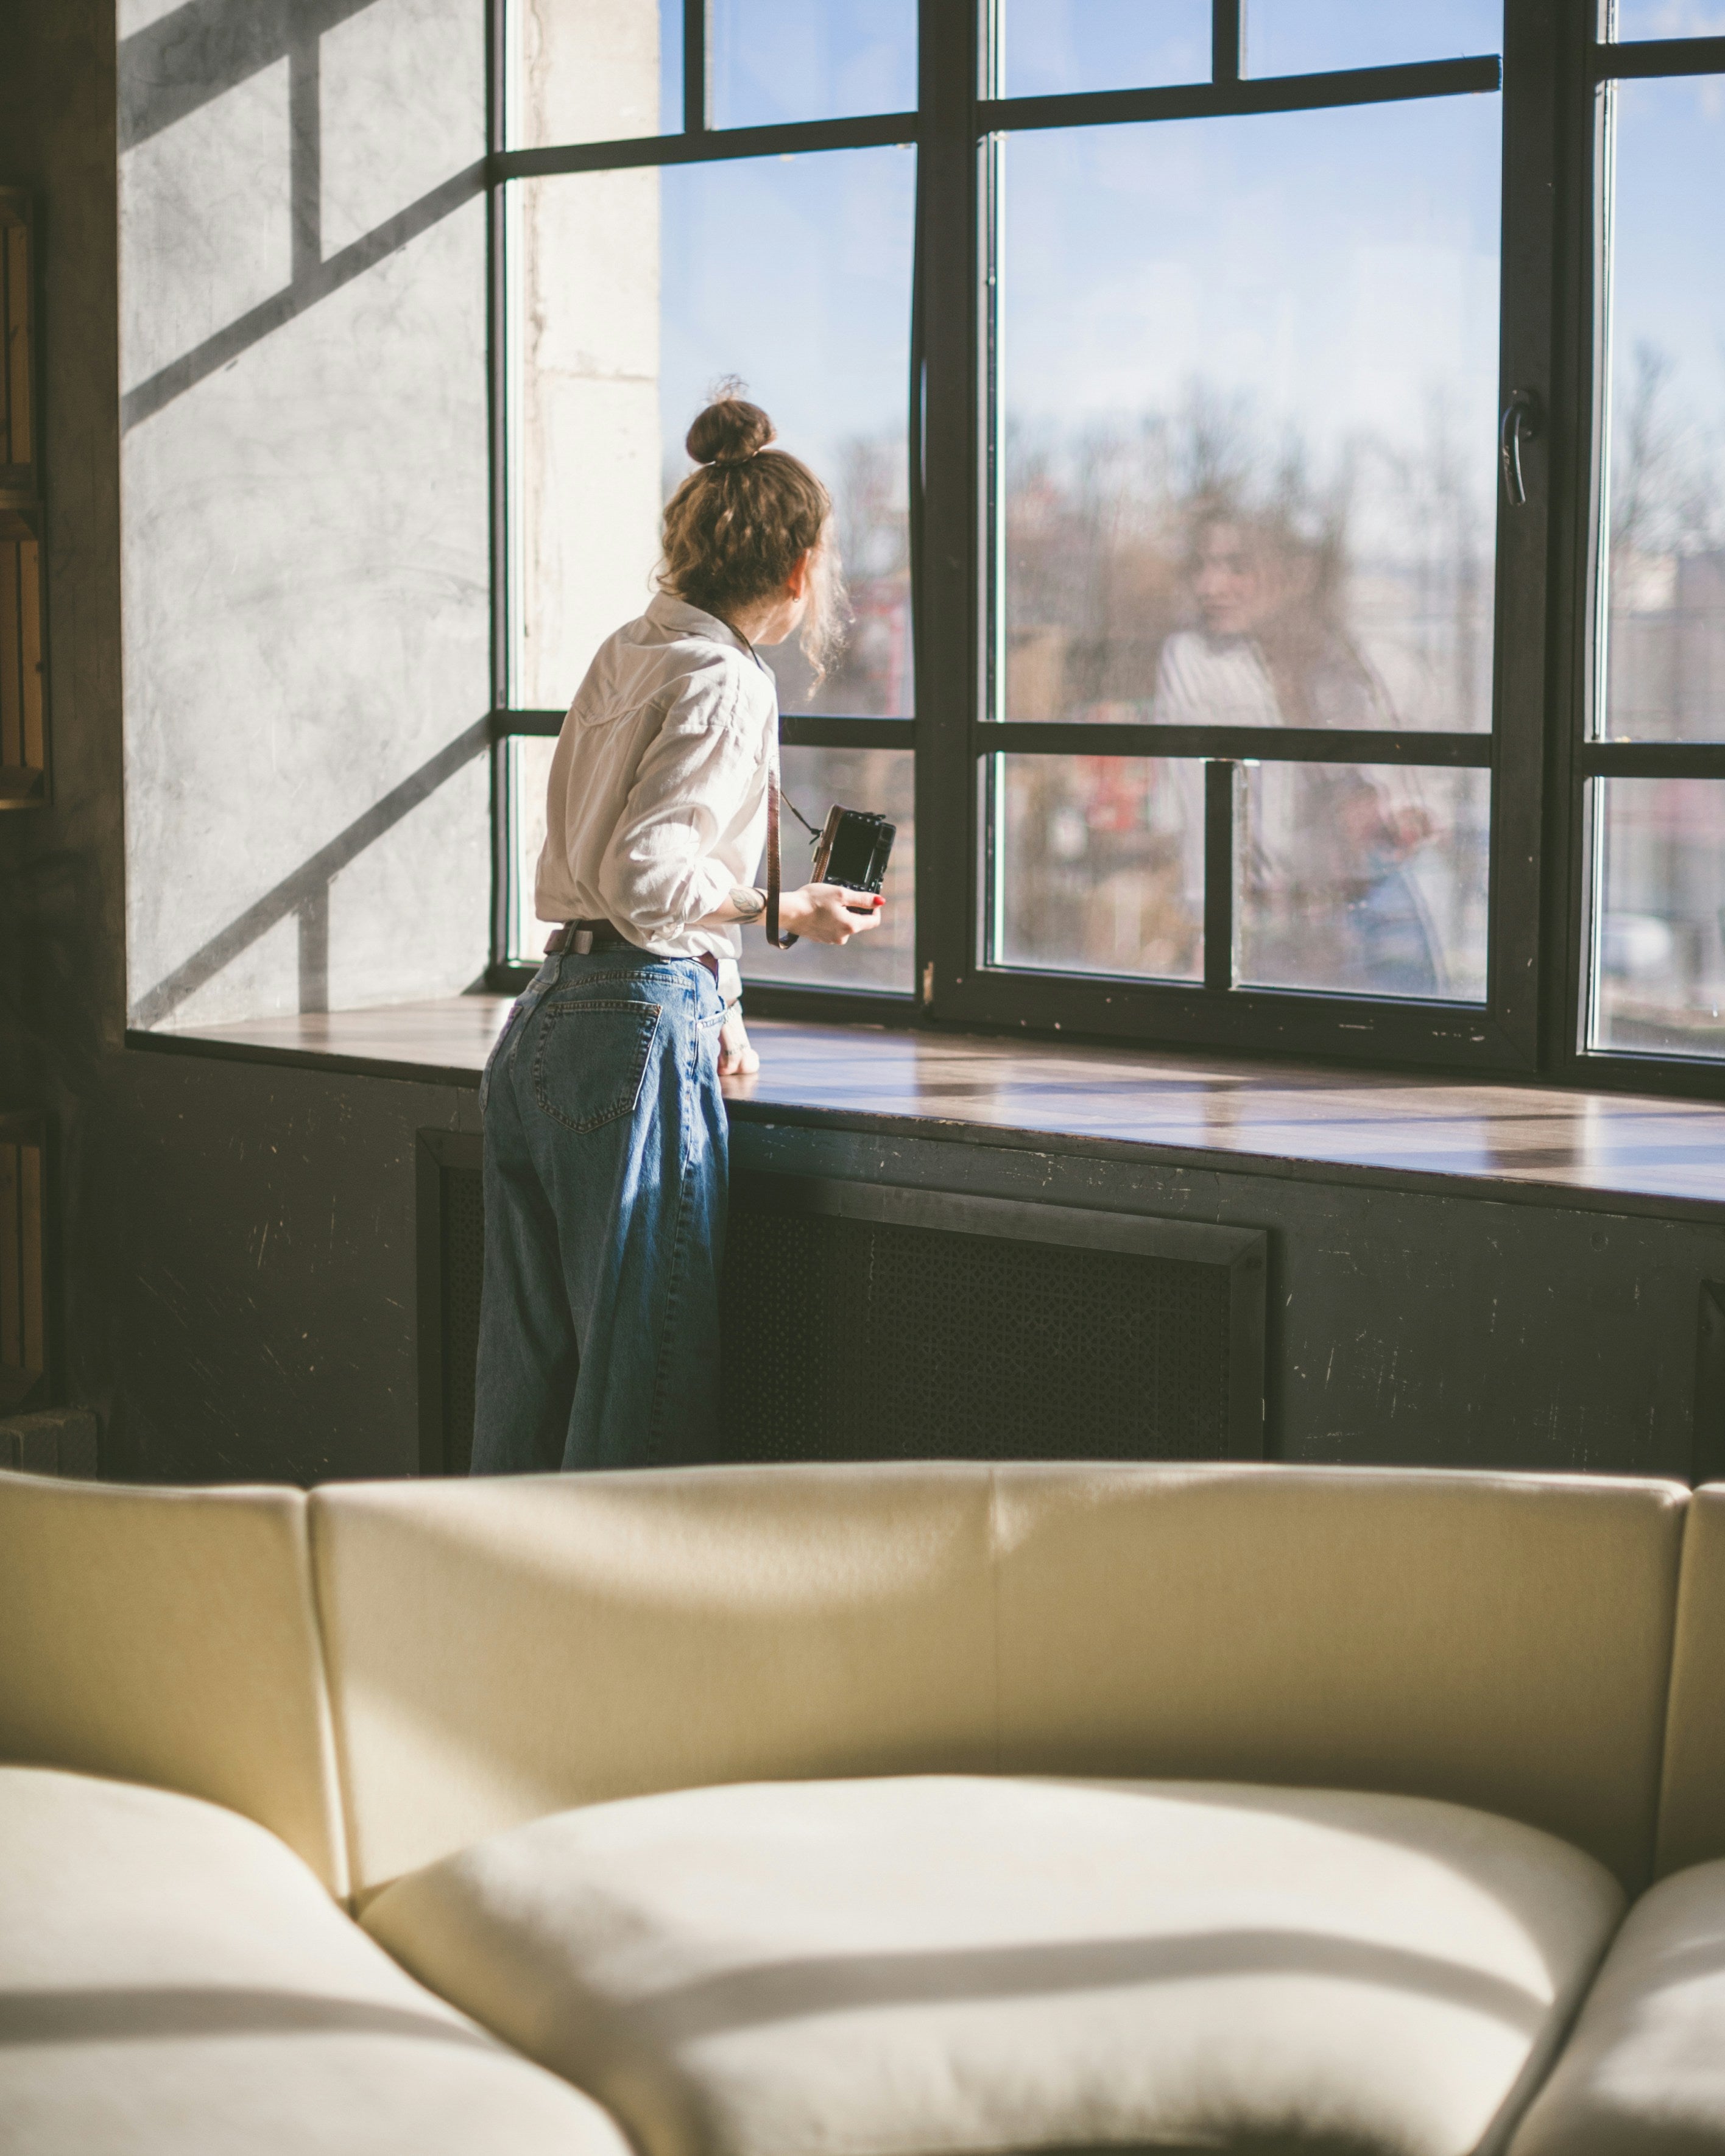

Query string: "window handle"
[1501, 388, 1541, 507]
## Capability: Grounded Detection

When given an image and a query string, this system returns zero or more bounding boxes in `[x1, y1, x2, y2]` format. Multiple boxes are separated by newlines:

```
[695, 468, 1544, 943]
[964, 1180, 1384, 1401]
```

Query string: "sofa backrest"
[309, 1467, 998, 1895]
[1656, 1484, 1725, 1878]
[0, 1471, 348, 1895]
[989, 1464, 1684, 1890]
[311, 1461, 1685, 1898]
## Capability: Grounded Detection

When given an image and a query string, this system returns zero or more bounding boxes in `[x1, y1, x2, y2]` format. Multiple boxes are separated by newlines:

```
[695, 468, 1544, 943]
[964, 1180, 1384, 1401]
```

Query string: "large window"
[488, 1, 1725, 1094]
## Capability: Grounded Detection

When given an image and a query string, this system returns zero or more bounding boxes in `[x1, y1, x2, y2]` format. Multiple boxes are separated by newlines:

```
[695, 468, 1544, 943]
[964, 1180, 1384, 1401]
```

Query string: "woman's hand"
[718, 1008, 760, 1076]
[778, 884, 885, 946]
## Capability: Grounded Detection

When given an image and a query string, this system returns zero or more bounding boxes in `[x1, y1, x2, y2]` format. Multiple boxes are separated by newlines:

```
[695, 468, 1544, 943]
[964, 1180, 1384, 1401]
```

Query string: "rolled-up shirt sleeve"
[596, 665, 764, 941]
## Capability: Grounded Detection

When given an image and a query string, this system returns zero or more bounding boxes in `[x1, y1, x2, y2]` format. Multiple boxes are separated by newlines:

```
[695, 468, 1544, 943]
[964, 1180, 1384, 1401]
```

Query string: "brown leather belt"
[546, 920, 720, 985]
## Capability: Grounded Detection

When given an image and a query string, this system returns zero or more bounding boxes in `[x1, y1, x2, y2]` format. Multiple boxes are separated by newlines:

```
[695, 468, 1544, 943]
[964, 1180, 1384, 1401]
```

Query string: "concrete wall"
[119, 0, 490, 1029]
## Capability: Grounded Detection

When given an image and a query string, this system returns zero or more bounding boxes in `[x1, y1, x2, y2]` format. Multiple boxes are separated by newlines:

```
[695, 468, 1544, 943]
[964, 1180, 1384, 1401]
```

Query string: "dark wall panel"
[93, 1049, 476, 1484]
[731, 1120, 1725, 1483]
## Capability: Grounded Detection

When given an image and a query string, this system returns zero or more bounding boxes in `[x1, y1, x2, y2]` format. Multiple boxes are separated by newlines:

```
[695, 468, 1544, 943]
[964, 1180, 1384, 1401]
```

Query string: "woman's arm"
[595, 682, 886, 951]
[694, 884, 882, 1080]
[693, 884, 884, 942]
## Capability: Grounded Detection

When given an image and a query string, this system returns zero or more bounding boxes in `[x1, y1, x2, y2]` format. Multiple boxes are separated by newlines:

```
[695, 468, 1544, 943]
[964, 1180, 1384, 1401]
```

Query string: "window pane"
[1611, 2, 1725, 37]
[508, 0, 682, 147]
[711, 0, 916, 129]
[995, 755, 1205, 981]
[1000, 2, 1210, 99]
[506, 735, 558, 966]
[998, 99, 1501, 734]
[1591, 778, 1725, 1057]
[509, 147, 915, 716]
[739, 744, 915, 993]
[1598, 77, 1725, 741]
[1243, 1, 1500, 78]
[1237, 762, 1489, 998]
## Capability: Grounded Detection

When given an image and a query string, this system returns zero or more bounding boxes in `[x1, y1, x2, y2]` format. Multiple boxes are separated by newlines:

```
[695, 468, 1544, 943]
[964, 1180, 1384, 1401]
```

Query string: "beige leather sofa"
[4, 1460, 1725, 2156]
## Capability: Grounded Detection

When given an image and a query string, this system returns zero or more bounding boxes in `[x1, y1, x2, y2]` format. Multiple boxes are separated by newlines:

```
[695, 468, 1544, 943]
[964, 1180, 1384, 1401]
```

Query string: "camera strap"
[764, 727, 824, 950]
[719, 616, 815, 951]
[766, 756, 793, 949]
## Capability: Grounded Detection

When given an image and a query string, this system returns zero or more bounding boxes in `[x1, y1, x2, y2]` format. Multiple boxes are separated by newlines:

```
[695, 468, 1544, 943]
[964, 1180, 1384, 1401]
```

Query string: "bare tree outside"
[1592, 66, 1725, 1055]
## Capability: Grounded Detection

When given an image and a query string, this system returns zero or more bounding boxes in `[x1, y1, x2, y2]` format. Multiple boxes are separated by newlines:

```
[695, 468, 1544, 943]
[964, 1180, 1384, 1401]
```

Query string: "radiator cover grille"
[719, 1205, 1237, 1462]
[419, 1146, 1266, 1472]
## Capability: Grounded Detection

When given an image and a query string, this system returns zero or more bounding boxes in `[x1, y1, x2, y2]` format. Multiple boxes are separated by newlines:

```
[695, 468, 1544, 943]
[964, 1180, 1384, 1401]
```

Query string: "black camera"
[812, 805, 896, 901]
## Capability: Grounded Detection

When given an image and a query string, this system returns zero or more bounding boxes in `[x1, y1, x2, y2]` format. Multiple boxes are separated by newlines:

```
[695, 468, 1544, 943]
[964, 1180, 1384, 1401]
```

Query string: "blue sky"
[1001, 90, 1503, 522]
[649, 2, 1509, 130]
[644, 3, 1510, 513]
[1004, 1, 1501, 94]
[1613, 1, 1725, 34]
[566, 5, 1722, 553]
[656, 146, 915, 485]
[1610, 74, 1725, 443]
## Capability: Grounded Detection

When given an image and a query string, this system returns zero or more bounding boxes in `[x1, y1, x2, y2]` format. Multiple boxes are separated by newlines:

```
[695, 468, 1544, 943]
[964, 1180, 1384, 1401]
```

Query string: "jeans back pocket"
[531, 999, 665, 1133]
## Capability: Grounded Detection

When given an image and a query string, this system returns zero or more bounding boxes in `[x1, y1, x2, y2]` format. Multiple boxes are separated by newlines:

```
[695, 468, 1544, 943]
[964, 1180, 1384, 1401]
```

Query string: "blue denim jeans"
[470, 949, 728, 1474]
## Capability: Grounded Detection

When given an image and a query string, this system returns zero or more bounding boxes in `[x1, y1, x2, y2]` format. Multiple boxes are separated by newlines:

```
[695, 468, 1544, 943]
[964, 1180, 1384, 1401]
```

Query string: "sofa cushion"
[363, 1773, 1624, 2156]
[0, 1468, 347, 1894]
[1508, 1856, 1725, 2154]
[0, 1766, 632, 2156]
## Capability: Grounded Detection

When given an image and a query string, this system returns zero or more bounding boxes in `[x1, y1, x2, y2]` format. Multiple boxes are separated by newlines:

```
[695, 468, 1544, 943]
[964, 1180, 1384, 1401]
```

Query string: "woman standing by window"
[471, 393, 881, 1476]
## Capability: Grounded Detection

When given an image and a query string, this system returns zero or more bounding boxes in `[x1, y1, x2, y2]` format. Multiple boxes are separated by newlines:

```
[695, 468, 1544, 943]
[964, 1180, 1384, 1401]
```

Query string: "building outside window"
[489, 0, 1725, 1094]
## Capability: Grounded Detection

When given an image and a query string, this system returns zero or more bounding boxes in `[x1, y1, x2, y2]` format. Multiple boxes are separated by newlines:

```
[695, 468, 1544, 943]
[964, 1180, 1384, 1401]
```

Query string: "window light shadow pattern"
[119, 0, 490, 1027]
[128, 717, 488, 1028]
[0, 1984, 501, 2050]
[118, 0, 484, 432]
[626, 1927, 1551, 2044]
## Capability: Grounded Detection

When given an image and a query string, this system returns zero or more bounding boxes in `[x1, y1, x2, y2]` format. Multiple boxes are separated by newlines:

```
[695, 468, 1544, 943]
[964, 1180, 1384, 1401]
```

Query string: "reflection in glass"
[741, 745, 915, 994]
[1237, 762, 1489, 999]
[507, 735, 558, 965]
[1592, 779, 1725, 1057]
[1243, 1, 1500, 78]
[510, 148, 914, 715]
[507, 0, 682, 147]
[1611, 2, 1725, 37]
[1000, 2, 1210, 99]
[1599, 77, 1725, 740]
[711, 0, 916, 129]
[998, 99, 1501, 735]
[997, 756, 1205, 981]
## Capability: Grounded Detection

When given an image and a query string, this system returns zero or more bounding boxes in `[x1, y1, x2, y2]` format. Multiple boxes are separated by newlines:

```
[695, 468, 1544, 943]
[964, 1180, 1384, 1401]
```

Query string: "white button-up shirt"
[535, 593, 777, 999]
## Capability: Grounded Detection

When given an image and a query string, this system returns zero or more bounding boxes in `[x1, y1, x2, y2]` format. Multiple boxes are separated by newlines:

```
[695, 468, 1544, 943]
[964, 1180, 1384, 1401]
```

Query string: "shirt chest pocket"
[531, 1000, 664, 1133]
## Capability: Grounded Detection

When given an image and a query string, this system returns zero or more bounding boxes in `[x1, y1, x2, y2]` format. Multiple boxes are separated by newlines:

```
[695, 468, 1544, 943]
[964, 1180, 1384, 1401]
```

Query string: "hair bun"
[686, 387, 777, 468]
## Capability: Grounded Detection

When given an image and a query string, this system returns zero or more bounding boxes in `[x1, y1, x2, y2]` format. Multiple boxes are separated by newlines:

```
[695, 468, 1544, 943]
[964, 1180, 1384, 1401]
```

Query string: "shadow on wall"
[127, 716, 488, 1029]
[119, 0, 492, 1030]
[120, 1, 485, 432]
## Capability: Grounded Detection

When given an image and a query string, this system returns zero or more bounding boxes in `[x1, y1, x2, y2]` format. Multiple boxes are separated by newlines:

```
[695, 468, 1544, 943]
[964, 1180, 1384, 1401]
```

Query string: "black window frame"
[483, 0, 1725, 1101]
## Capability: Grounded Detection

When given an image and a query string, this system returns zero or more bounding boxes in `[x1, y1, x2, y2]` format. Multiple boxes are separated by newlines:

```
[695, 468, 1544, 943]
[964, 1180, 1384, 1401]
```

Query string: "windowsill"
[125, 998, 1725, 1222]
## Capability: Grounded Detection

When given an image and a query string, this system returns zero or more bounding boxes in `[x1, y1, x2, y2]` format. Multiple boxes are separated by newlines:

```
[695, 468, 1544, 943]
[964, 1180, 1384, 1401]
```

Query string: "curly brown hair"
[658, 386, 845, 683]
